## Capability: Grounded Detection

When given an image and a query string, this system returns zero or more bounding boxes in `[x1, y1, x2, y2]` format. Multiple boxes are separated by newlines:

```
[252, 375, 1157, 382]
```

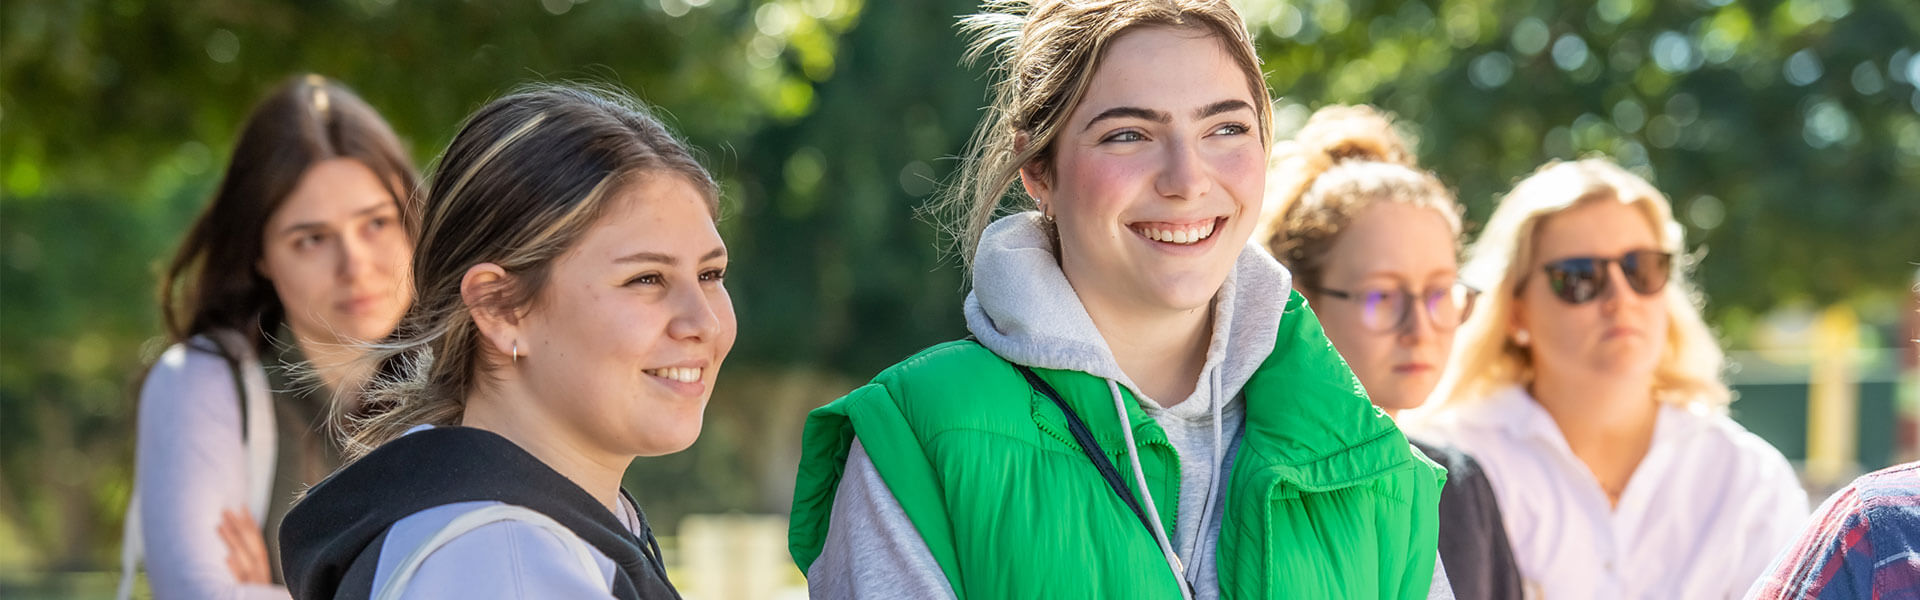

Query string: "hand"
[217, 508, 272, 584]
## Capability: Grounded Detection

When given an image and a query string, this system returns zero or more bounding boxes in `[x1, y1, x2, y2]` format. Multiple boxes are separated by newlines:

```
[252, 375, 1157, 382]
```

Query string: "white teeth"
[1138, 221, 1217, 245]
[647, 367, 702, 383]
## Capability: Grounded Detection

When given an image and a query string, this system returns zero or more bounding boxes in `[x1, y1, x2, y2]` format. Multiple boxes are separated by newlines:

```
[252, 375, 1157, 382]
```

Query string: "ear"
[1508, 291, 1531, 346]
[462, 263, 523, 363]
[1013, 132, 1053, 213]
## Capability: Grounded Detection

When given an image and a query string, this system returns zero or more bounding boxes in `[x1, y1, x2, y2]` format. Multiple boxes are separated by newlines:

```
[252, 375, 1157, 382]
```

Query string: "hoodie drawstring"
[1184, 369, 1227, 587]
[1110, 380, 1197, 600]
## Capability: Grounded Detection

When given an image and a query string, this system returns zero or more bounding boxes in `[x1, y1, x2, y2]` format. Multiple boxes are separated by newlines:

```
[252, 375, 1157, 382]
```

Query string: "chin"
[1147, 272, 1230, 311]
[1588, 352, 1660, 379]
[340, 321, 394, 344]
[1370, 392, 1423, 413]
[633, 419, 705, 457]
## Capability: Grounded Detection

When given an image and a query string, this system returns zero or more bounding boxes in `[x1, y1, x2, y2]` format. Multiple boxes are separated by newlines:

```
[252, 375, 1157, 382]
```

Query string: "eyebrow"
[614, 247, 729, 265]
[1357, 268, 1458, 286]
[276, 201, 397, 237]
[1081, 99, 1256, 132]
[1083, 106, 1170, 131]
[1195, 99, 1254, 120]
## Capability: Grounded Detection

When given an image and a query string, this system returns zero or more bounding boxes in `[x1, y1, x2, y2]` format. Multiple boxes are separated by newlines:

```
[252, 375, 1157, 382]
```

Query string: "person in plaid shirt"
[1748, 462, 1920, 599]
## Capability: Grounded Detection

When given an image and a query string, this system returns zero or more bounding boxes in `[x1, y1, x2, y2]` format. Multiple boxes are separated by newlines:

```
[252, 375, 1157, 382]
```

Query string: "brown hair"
[1260, 105, 1459, 294]
[939, 0, 1272, 265]
[344, 84, 719, 458]
[158, 74, 418, 354]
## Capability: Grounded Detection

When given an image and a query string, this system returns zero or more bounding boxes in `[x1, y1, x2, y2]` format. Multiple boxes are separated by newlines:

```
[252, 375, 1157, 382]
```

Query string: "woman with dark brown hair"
[120, 74, 418, 600]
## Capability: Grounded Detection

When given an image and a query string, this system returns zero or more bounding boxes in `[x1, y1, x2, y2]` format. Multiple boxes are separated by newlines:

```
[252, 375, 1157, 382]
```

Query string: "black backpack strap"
[1012, 364, 1157, 540]
[222, 353, 250, 443]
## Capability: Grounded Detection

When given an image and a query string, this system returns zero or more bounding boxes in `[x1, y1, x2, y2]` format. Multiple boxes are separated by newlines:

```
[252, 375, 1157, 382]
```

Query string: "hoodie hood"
[963, 212, 1294, 415]
[278, 426, 679, 600]
[963, 211, 1300, 597]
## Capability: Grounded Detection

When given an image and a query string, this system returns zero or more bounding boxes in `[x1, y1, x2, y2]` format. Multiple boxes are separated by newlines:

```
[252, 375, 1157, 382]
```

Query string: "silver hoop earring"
[512, 342, 519, 364]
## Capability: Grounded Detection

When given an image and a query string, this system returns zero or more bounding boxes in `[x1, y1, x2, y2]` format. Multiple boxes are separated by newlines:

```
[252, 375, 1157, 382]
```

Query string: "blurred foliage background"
[2, 0, 1917, 584]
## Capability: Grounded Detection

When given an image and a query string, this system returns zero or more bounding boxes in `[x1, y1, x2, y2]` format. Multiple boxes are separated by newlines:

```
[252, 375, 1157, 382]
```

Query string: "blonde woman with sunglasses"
[1409, 158, 1808, 599]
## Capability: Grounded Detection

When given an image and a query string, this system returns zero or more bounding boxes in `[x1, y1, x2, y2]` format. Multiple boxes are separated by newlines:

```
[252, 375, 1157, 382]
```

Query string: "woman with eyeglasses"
[1409, 158, 1808, 598]
[1263, 105, 1521, 600]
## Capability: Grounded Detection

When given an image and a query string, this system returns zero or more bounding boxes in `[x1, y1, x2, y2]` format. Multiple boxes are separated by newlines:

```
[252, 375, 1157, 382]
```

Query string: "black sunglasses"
[1537, 250, 1673, 304]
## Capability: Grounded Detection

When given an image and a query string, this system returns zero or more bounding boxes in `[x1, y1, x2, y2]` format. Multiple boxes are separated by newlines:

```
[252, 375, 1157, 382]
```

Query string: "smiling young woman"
[277, 85, 732, 600]
[786, 2, 1446, 598]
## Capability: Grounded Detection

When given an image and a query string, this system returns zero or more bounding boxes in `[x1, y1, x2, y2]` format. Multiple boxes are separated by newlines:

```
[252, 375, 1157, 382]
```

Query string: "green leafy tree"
[0, 0, 861, 570]
[1244, 0, 1920, 329]
[3, 0, 1917, 577]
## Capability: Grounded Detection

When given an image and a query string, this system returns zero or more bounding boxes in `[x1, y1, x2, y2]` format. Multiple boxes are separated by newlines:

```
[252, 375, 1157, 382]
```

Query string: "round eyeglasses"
[1315, 282, 1478, 334]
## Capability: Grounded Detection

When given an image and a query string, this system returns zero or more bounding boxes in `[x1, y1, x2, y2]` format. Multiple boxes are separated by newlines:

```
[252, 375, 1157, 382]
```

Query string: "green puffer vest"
[790, 290, 1444, 598]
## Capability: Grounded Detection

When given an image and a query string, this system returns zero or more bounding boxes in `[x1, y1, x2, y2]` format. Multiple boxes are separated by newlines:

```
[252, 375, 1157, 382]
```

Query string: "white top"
[132, 341, 289, 600]
[365, 425, 642, 598]
[369, 500, 636, 598]
[1410, 385, 1810, 600]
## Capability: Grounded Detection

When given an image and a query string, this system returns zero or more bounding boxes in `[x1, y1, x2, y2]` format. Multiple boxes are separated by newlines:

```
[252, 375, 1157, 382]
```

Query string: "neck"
[461, 376, 629, 513]
[1529, 367, 1659, 506]
[293, 332, 369, 395]
[1083, 296, 1214, 407]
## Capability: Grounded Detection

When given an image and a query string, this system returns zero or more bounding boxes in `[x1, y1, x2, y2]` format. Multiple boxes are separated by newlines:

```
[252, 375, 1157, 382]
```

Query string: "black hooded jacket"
[278, 426, 680, 599]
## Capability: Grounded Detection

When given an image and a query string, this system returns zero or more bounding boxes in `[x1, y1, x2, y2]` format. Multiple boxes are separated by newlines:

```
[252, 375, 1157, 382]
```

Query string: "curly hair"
[1258, 105, 1460, 294]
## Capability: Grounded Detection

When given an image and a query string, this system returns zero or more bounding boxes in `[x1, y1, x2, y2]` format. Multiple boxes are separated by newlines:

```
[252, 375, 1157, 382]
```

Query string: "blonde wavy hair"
[1433, 158, 1729, 410]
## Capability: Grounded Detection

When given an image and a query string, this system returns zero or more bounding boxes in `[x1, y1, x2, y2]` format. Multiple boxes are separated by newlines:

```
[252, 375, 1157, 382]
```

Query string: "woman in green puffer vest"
[788, 1, 1448, 598]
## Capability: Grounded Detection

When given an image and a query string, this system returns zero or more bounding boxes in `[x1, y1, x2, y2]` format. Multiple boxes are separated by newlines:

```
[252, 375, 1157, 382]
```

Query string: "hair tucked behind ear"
[340, 84, 718, 459]
[1259, 105, 1459, 294]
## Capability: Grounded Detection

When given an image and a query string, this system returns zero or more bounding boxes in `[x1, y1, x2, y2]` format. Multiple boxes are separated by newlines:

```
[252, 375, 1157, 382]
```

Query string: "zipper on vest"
[1128, 436, 1175, 534]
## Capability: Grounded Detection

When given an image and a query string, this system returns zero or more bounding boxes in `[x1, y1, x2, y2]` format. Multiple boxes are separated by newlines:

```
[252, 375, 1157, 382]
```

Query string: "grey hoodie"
[806, 213, 1452, 598]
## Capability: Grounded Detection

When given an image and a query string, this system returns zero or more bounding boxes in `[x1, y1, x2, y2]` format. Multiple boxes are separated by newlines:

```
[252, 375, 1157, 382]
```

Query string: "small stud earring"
[1513, 329, 1531, 346]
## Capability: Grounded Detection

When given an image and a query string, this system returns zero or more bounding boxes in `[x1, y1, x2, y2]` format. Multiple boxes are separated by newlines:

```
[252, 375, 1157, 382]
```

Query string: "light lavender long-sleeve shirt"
[133, 343, 290, 600]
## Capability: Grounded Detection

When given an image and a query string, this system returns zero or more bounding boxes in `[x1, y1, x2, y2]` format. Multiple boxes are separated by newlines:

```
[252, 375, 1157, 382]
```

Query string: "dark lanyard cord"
[1013, 365, 1158, 540]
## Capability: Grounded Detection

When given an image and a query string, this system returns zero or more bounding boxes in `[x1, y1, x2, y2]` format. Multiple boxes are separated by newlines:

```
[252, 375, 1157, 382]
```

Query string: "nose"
[337, 229, 373, 282]
[666, 283, 724, 343]
[1597, 261, 1636, 313]
[1153, 139, 1210, 201]
[1397, 296, 1434, 346]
